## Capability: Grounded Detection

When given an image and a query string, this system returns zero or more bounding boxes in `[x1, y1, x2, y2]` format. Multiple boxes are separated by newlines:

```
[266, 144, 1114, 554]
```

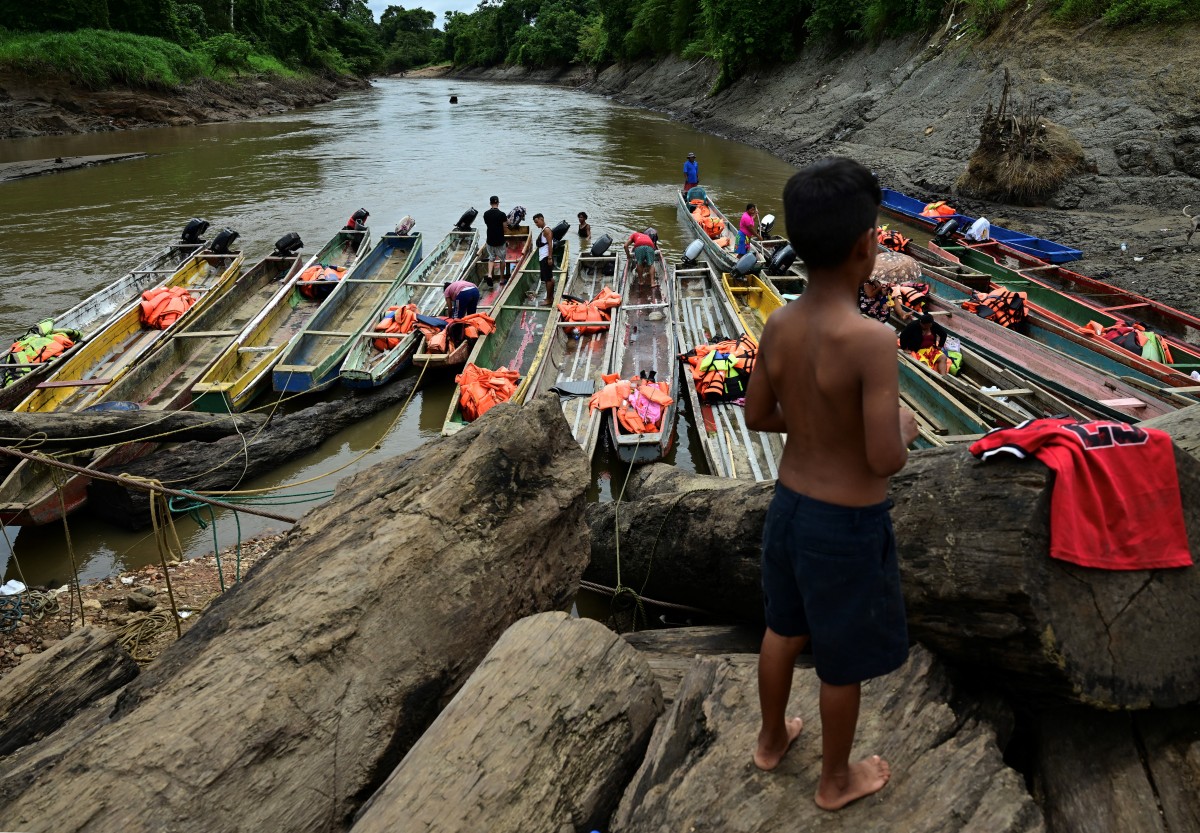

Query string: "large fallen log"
[0, 627, 138, 757]
[0, 409, 265, 451]
[87, 378, 417, 530]
[586, 443, 1200, 709]
[350, 612, 662, 833]
[610, 645, 1044, 832]
[0, 393, 590, 833]
[1141, 403, 1200, 459]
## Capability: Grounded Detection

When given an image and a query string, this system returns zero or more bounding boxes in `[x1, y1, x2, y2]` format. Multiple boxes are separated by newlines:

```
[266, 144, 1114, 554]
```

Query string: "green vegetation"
[1051, 0, 1200, 23]
[0, 29, 205, 89]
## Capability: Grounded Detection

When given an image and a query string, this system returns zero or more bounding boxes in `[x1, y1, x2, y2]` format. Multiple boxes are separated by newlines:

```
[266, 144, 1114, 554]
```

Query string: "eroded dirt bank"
[0, 71, 365, 139]
[454, 11, 1200, 314]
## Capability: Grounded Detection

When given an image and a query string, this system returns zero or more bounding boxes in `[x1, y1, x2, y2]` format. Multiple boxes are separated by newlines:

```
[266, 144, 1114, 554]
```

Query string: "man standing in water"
[745, 157, 917, 811]
[483, 196, 507, 286]
[683, 152, 699, 196]
[533, 213, 555, 305]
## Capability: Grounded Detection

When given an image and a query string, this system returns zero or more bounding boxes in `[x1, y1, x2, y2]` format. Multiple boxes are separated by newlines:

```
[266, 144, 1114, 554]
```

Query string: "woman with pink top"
[736, 203, 760, 256]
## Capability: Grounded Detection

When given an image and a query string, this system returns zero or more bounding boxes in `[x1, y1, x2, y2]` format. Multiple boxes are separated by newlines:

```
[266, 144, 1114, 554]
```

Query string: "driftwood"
[586, 442, 1200, 709]
[1033, 707, 1200, 833]
[0, 627, 138, 757]
[622, 624, 773, 704]
[1141, 403, 1200, 459]
[610, 646, 1044, 832]
[351, 613, 662, 833]
[0, 393, 590, 833]
[87, 378, 418, 530]
[0, 409, 265, 451]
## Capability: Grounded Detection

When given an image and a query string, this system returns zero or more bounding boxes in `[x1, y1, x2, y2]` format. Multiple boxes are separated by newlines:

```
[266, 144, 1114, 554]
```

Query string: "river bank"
[0, 71, 366, 139]
[446, 12, 1200, 316]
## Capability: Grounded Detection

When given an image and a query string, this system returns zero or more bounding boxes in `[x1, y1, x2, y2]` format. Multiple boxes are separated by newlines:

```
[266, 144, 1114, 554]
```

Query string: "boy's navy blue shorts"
[761, 482, 909, 686]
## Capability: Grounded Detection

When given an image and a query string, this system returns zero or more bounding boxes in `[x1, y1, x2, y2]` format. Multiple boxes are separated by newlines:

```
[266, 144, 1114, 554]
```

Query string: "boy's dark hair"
[489, 196, 499, 205]
[783, 158, 880, 270]
[918, 312, 934, 325]
[532, 213, 544, 222]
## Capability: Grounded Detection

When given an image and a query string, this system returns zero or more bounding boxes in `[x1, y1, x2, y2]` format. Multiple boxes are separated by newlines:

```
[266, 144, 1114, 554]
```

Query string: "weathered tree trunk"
[0, 627, 138, 757]
[1141, 404, 1200, 459]
[586, 444, 1200, 708]
[0, 409, 265, 451]
[350, 612, 663, 833]
[610, 646, 1044, 832]
[0, 393, 590, 833]
[87, 378, 417, 530]
[622, 624, 772, 704]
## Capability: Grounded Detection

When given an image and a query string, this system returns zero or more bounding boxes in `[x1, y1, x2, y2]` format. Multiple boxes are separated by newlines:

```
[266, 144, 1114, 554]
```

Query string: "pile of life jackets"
[2, 319, 82, 387]
[689, 199, 727, 244]
[456, 363, 519, 422]
[372, 304, 419, 351]
[589, 373, 674, 434]
[140, 287, 196, 330]
[421, 313, 495, 355]
[890, 281, 931, 314]
[683, 335, 757, 403]
[557, 286, 622, 336]
[961, 288, 1028, 328]
[877, 227, 911, 252]
[920, 201, 957, 219]
[297, 264, 346, 300]
[1084, 321, 1174, 364]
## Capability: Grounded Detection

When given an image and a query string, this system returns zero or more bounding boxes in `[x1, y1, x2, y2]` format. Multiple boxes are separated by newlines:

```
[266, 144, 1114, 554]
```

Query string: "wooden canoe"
[933, 241, 1200, 387]
[719, 270, 785, 341]
[0, 249, 298, 526]
[273, 231, 421, 394]
[192, 228, 370, 412]
[674, 262, 783, 480]
[340, 228, 479, 390]
[676, 188, 741, 273]
[606, 247, 678, 464]
[896, 358, 992, 448]
[14, 250, 245, 415]
[0, 238, 203, 410]
[520, 248, 623, 459]
[442, 241, 569, 435]
[412, 225, 533, 369]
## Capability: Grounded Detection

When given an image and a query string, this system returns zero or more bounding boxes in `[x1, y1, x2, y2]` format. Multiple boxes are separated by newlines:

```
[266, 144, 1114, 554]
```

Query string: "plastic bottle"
[1120, 242, 1128, 253]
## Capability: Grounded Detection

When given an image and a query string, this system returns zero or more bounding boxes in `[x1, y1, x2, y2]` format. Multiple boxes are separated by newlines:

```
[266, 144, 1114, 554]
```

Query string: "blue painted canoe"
[881, 187, 1083, 264]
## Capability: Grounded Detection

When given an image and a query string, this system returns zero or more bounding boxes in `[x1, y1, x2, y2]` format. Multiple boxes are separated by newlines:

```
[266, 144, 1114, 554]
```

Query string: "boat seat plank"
[303, 331, 355, 337]
[1163, 385, 1200, 393]
[556, 321, 611, 329]
[36, 378, 113, 389]
[985, 388, 1033, 396]
[1098, 398, 1149, 408]
[171, 331, 240, 338]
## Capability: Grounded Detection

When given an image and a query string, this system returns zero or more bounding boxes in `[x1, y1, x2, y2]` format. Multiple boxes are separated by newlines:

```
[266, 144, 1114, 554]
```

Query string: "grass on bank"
[0, 28, 303, 90]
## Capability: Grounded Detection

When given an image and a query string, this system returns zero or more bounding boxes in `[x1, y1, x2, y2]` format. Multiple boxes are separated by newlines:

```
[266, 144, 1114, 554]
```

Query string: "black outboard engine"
[551, 219, 570, 242]
[730, 252, 759, 279]
[209, 228, 239, 254]
[765, 243, 797, 276]
[272, 232, 304, 258]
[932, 218, 959, 245]
[680, 238, 704, 267]
[589, 234, 613, 258]
[454, 207, 477, 231]
[182, 218, 209, 244]
[345, 208, 370, 230]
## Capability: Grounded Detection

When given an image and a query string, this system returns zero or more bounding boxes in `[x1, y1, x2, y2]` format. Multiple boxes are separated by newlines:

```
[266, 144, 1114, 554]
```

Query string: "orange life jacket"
[961, 289, 1028, 329]
[372, 304, 419, 351]
[456, 363, 520, 421]
[297, 264, 345, 300]
[877, 228, 911, 251]
[558, 286, 622, 335]
[685, 335, 757, 402]
[699, 214, 725, 240]
[891, 281, 931, 313]
[418, 313, 496, 355]
[140, 286, 196, 330]
[1084, 321, 1176, 365]
[920, 201, 956, 219]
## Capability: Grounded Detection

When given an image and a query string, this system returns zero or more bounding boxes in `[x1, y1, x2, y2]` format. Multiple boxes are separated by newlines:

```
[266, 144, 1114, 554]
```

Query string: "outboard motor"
[345, 208, 370, 230]
[272, 232, 304, 258]
[760, 214, 776, 237]
[394, 215, 416, 235]
[551, 220, 570, 242]
[589, 234, 613, 258]
[209, 228, 239, 254]
[765, 243, 797, 276]
[181, 218, 209, 244]
[680, 238, 704, 267]
[454, 207, 478, 231]
[731, 252, 759, 279]
[932, 218, 959, 245]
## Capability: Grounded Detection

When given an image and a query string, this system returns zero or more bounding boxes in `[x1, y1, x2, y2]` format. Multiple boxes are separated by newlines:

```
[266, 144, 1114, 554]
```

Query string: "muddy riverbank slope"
[0, 71, 365, 139]
[452, 10, 1200, 315]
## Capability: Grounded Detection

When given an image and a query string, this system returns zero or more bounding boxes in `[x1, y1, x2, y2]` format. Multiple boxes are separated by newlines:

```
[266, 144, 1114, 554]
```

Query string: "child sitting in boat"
[899, 313, 951, 375]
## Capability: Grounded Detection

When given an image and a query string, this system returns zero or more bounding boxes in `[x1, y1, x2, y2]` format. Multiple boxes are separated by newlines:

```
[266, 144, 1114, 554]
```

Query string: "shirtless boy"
[744, 157, 918, 811]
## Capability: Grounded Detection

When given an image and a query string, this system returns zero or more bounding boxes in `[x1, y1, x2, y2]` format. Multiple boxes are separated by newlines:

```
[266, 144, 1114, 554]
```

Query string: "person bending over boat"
[533, 214, 555, 305]
[745, 157, 916, 811]
[624, 229, 657, 284]
[483, 196, 508, 286]
[444, 279, 481, 345]
[737, 203, 760, 256]
[899, 313, 950, 375]
[683, 151, 699, 196]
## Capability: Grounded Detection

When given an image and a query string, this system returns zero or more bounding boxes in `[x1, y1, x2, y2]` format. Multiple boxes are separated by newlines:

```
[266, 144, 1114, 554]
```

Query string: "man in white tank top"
[533, 214, 555, 305]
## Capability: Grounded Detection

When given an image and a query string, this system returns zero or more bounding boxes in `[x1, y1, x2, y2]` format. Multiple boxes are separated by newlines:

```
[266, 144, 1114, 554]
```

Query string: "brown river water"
[0, 77, 804, 587]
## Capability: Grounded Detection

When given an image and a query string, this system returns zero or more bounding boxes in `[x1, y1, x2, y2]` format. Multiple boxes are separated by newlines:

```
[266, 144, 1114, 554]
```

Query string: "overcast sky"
[364, 0, 478, 26]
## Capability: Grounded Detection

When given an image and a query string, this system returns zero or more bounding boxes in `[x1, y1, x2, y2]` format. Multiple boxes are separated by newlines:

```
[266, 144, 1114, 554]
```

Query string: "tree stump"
[350, 612, 663, 833]
[610, 646, 1043, 832]
[0, 393, 590, 833]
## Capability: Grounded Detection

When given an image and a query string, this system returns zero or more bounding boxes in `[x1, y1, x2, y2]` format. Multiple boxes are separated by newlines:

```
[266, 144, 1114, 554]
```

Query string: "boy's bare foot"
[814, 755, 891, 811]
[753, 716, 804, 771]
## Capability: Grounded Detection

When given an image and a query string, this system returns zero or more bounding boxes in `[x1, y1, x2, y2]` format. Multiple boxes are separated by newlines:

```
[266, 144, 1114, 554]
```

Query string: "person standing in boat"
[624, 229, 657, 284]
[683, 152, 699, 197]
[737, 203, 760, 256]
[483, 196, 508, 286]
[533, 213, 556, 305]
